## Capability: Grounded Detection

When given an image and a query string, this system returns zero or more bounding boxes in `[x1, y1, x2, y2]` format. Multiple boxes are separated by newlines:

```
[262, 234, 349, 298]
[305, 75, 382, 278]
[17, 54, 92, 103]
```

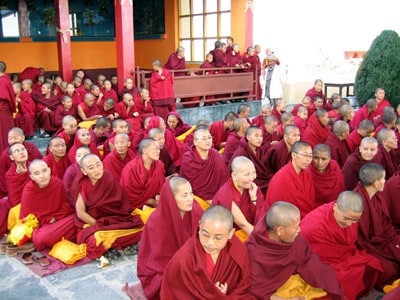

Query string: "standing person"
[150, 60, 175, 121]
[243, 47, 261, 100]
[263, 55, 285, 105]
[0, 61, 16, 153]
[164, 47, 187, 77]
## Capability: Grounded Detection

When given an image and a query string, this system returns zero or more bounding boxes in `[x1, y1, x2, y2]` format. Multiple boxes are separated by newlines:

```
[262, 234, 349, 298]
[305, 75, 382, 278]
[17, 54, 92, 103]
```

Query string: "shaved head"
[313, 143, 331, 156]
[201, 205, 234, 230]
[336, 191, 363, 214]
[266, 201, 300, 229]
[169, 176, 191, 196]
[29, 159, 48, 173]
[231, 156, 254, 173]
[359, 163, 385, 186]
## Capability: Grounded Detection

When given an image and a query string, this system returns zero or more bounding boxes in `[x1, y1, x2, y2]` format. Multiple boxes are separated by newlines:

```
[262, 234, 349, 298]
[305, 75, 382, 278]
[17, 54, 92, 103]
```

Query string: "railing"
[134, 66, 258, 106]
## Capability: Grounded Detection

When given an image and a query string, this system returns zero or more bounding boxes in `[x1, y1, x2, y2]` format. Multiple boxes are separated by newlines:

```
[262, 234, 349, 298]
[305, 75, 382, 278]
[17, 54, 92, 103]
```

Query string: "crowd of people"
[1, 45, 400, 299]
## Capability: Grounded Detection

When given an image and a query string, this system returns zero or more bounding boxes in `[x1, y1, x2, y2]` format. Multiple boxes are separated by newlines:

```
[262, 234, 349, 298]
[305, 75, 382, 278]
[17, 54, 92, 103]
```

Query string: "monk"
[376, 128, 399, 179]
[230, 126, 270, 194]
[213, 156, 264, 238]
[102, 133, 135, 181]
[77, 93, 102, 121]
[160, 205, 255, 299]
[246, 201, 343, 299]
[131, 177, 202, 300]
[265, 124, 300, 175]
[350, 98, 377, 130]
[101, 80, 118, 103]
[20, 159, 76, 250]
[306, 144, 345, 207]
[67, 127, 100, 163]
[305, 79, 326, 103]
[209, 112, 236, 150]
[325, 120, 349, 168]
[210, 40, 227, 68]
[293, 105, 309, 136]
[63, 146, 91, 208]
[98, 98, 117, 120]
[148, 128, 178, 176]
[302, 109, 331, 148]
[271, 99, 286, 123]
[237, 103, 251, 123]
[276, 112, 294, 139]
[291, 95, 313, 118]
[354, 163, 400, 284]
[260, 115, 280, 153]
[120, 138, 165, 210]
[301, 191, 383, 299]
[164, 46, 187, 77]
[0, 61, 16, 153]
[150, 59, 175, 120]
[166, 111, 190, 137]
[342, 137, 379, 190]
[383, 170, 400, 232]
[118, 77, 139, 101]
[265, 141, 316, 219]
[56, 115, 78, 151]
[242, 47, 261, 99]
[223, 118, 250, 165]
[375, 110, 396, 135]
[115, 93, 141, 131]
[370, 88, 391, 125]
[13, 82, 36, 138]
[74, 154, 143, 259]
[133, 88, 154, 124]
[346, 119, 375, 153]
[0, 127, 42, 198]
[340, 104, 355, 131]
[180, 128, 229, 202]
[44, 137, 71, 179]
[251, 104, 272, 127]
[54, 95, 78, 130]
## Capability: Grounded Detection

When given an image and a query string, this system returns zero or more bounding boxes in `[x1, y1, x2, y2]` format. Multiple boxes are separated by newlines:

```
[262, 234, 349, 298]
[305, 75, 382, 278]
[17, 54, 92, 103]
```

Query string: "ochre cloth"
[164, 52, 186, 76]
[161, 235, 255, 299]
[265, 162, 316, 219]
[305, 87, 326, 103]
[265, 139, 290, 174]
[209, 120, 230, 150]
[382, 171, 400, 232]
[213, 178, 263, 226]
[302, 113, 331, 148]
[166, 111, 190, 136]
[102, 148, 136, 182]
[246, 216, 343, 300]
[180, 146, 229, 201]
[43, 154, 71, 180]
[301, 202, 384, 299]
[274, 274, 327, 299]
[230, 138, 271, 194]
[5, 162, 31, 207]
[345, 130, 363, 154]
[376, 144, 399, 179]
[306, 160, 345, 207]
[222, 131, 242, 165]
[74, 171, 143, 258]
[342, 151, 379, 190]
[0, 74, 16, 154]
[137, 179, 203, 300]
[120, 155, 165, 210]
[325, 133, 349, 168]
[193, 195, 211, 211]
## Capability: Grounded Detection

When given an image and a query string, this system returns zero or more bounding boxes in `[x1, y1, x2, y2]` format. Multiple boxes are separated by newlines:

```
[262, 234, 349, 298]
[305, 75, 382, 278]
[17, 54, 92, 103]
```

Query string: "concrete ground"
[0, 253, 138, 300]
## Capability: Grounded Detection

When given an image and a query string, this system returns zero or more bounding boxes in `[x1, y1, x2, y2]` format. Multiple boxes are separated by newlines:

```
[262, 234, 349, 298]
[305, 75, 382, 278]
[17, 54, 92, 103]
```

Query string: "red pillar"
[55, 0, 72, 82]
[245, 0, 254, 48]
[115, 0, 135, 91]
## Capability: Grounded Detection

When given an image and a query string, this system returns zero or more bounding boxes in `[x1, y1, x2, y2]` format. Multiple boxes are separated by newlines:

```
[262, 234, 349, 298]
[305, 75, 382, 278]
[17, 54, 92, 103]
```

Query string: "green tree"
[355, 30, 400, 107]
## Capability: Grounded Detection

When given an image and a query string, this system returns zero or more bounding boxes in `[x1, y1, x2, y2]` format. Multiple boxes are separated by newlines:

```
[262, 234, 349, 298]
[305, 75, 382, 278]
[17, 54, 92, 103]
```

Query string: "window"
[178, 0, 231, 62]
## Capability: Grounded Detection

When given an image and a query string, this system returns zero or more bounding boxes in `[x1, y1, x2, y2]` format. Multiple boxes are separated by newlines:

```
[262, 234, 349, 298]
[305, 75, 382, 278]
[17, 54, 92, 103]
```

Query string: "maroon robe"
[213, 178, 263, 226]
[325, 133, 349, 168]
[382, 171, 400, 232]
[74, 171, 143, 258]
[164, 52, 186, 76]
[78, 101, 100, 119]
[19, 67, 41, 82]
[161, 235, 254, 299]
[265, 139, 290, 174]
[209, 120, 230, 150]
[242, 53, 261, 99]
[120, 155, 165, 210]
[54, 104, 78, 129]
[102, 148, 135, 182]
[150, 68, 175, 120]
[230, 138, 272, 194]
[135, 179, 203, 300]
[210, 49, 227, 68]
[354, 183, 400, 283]
[166, 111, 190, 136]
[222, 131, 242, 165]
[291, 104, 313, 119]
[33, 93, 60, 132]
[306, 160, 345, 207]
[376, 144, 399, 179]
[101, 88, 118, 104]
[15, 91, 36, 137]
[345, 130, 363, 154]
[251, 115, 265, 127]
[43, 154, 71, 180]
[159, 148, 178, 176]
[305, 87, 326, 103]
[180, 146, 229, 200]
[118, 86, 140, 101]
[65, 91, 81, 106]
[260, 126, 280, 153]
[293, 115, 308, 137]
[370, 99, 391, 125]
[265, 162, 316, 219]
[20, 176, 76, 250]
[63, 162, 81, 208]
[226, 51, 243, 68]
[133, 94, 155, 124]
[342, 151, 379, 190]
[198, 60, 216, 75]
[67, 134, 100, 163]
[302, 114, 331, 148]
[0, 74, 16, 153]
[0, 141, 42, 198]
[246, 216, 343, 300]
[350, 105, 372, 130]
[5, 162, 30, 207]
[114, 101, 141, 131]
[301, 202, 383, 299]
[57, 130, 75, 152]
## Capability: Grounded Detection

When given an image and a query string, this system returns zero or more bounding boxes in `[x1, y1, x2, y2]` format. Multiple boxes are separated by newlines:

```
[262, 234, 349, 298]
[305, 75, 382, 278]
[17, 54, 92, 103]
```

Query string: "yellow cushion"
[274, 274, 327, 299]
[49, 238, 87, 264]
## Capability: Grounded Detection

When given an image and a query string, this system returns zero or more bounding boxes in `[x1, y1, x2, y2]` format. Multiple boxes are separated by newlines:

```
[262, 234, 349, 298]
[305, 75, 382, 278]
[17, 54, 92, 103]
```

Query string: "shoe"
[6, 242, 35, 257]
[22, 252, 34, 265]
[0, 240, 12, 255]
[33, 252, 50, 267]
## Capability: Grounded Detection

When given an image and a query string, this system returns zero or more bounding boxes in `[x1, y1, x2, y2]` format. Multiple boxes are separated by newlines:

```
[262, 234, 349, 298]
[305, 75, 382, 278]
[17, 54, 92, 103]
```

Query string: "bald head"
[62, 115, 77, 126]
[313, 143, 331, 156]
[377, 128, 395, 144]
[79, 153, 101, 168]
[148, 127, 163, 138]
[360, 136, 378, 148]
[245, 126, 262, 137]
[9, 127, 24, 137]
[201, 205, 234, 230]
[139, 138, 157, 154]
[115, 133, 130, 142]
[359, 163, 385, 186]
[333, 120, 349, 136]
[266, 201, 300, 229]
[29, 159, 49, 173]
[366, 98, 378, 110]
[284, 124, 299, 136]
[231, 156, 254, 173]
[336, 191, 363, 214]
[233, 118, 247, 132]
[169, 176, 191, 197]
[224, 111, 237, 122]
[193, 128, 210, 140]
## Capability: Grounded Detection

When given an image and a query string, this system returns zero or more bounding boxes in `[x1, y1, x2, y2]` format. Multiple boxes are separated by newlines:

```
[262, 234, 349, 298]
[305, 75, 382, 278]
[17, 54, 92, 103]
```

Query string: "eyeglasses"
[294, 152, 313, 159]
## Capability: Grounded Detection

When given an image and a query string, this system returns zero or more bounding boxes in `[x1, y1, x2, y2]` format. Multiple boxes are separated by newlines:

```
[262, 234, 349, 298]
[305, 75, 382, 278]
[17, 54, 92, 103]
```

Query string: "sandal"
[123, 245, 138, 256]
[33, 252, 50, 267]
[6, 242, 35, 257]
[22, 252, 34, 265]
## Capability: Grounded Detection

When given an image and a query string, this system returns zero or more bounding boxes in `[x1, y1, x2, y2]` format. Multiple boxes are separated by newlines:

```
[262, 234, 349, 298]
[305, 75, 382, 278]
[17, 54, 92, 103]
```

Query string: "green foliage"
[355, 30, 400, 107]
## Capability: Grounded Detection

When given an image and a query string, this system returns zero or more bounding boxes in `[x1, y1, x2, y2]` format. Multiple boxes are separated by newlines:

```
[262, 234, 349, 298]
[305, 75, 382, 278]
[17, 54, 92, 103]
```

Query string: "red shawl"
[242, 53, 260, 76]
[0, 74, 16, 112]
[137, 179, 203, 300]
[354, 183, 400, 265]
[180, 146, 229, 200]
[149, 68, 174, 100]
[306, 160, 344, 207]
[210, 49, 227, 68]
[325, 133, 349, 168]
[350, 105, 371, 130]
[161, 235, 254, 299]
[43, 154, 71, 180]
[382, 171, 400, 232]
[342, 151, 379, 190]
[114, 101, 133, 119]
[54, 104, 78, 129]
[32, 93, 60, 111]
[133, 95, 154, 121]
[376, 144, 399, 179]
[209, 120, 230, 150]
[19, 91, 36, 115]
[118, 86, 140, 101]
[265, 163, 316, 218]
[74, 170, 143, 242]
[5, 162, 30, 207]
[166, 111, 190, 136]
[222, 131, 242, 165]
[57, 131, 75, 152]
[230, 138, 272, 193]
[213, 178, 263, 226]
[63, 162, 81, 208]
[78, 102, 100, 118]
[67, 134, 100, 163]
[345, 130, 362, 153]
[370, 99, 391, 123]
[251, 115, 264, 127]
[302, 113, 331, 148]
[20, 176, 72, 225]
[120, 155, 165, 210]
[226, 51, 243, 67]
[101, 88, 118, 103]
[301, 202, 383, 299]
[164, 52, 186, 76]
[260, 126, 280, 153]
[102, 148, 135, 182]
[265, 139, 290, 174]
[293, 115, 308, 137]
[246, 216, 343, 300]
[305, 87, 326, 103]
[19, 67, 41, 82]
